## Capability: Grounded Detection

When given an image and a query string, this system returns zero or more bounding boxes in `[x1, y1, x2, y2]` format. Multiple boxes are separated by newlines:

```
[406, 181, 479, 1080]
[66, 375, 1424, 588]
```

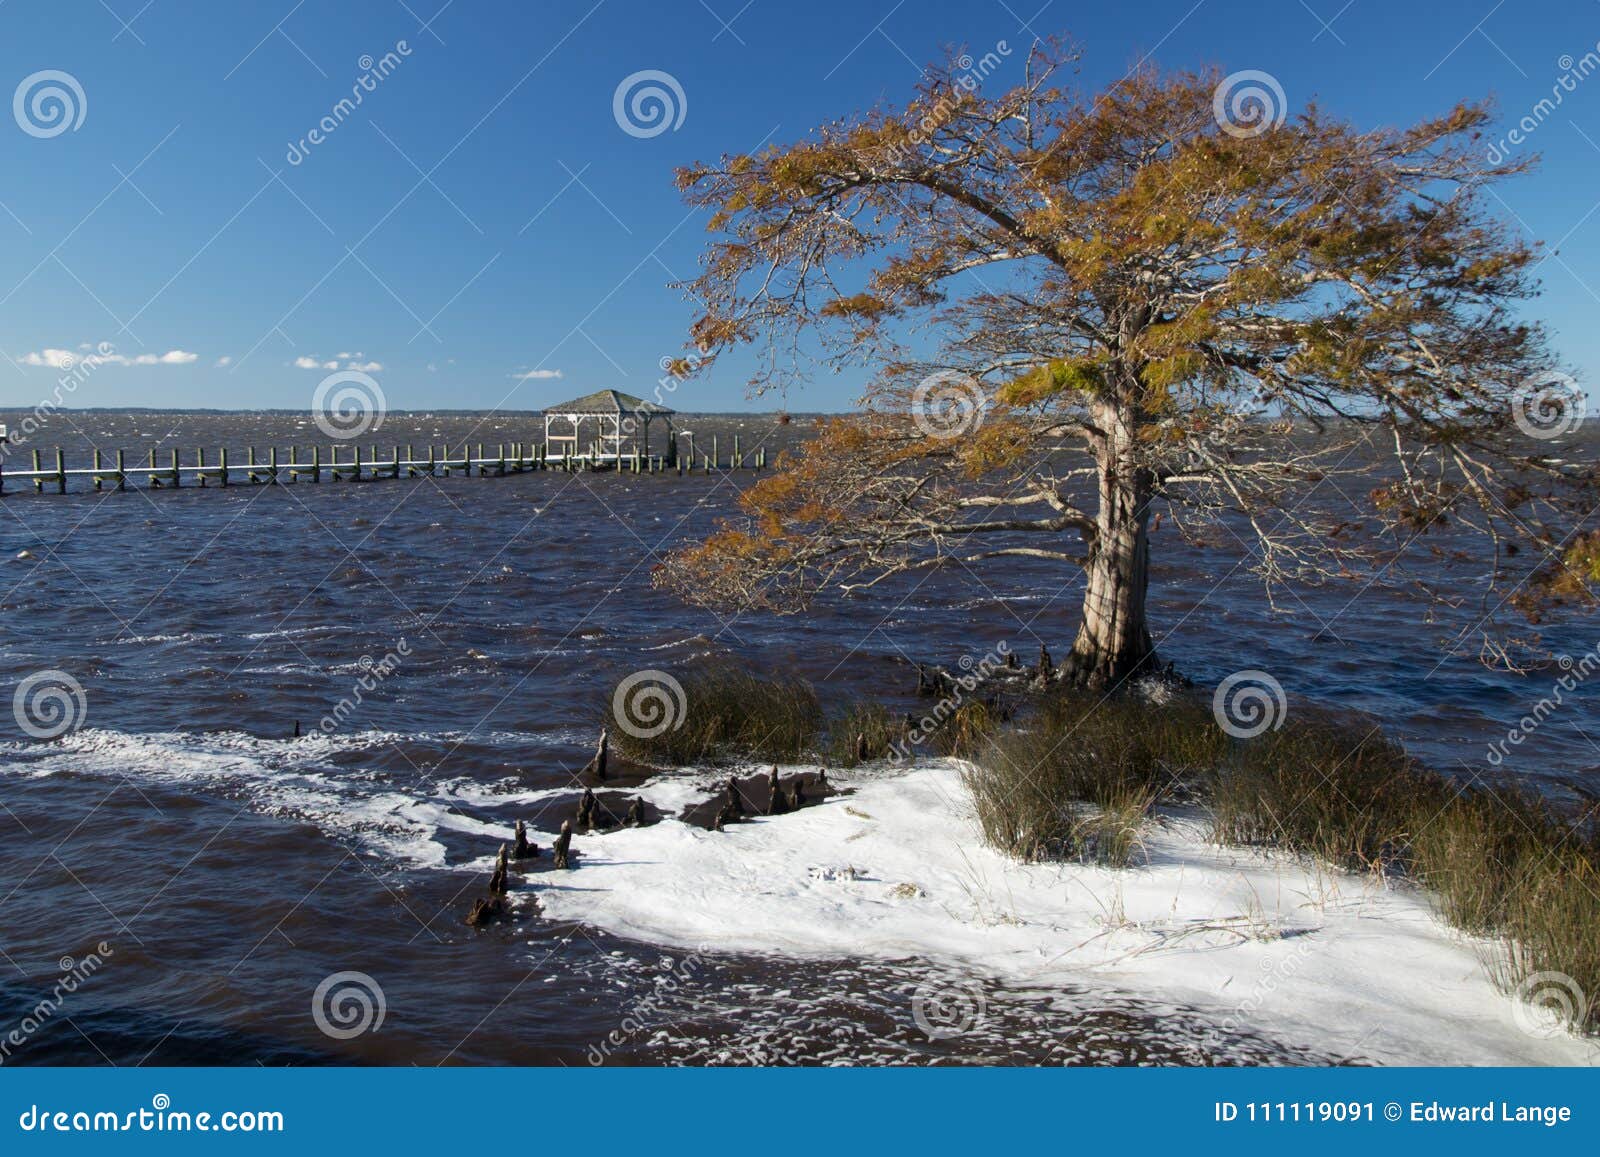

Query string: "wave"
[0, 726, 602, 869]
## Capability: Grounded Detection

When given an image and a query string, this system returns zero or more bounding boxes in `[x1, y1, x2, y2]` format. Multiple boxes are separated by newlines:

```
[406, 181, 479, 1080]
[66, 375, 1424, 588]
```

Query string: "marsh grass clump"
[968, 691, 1600, 1034]
[1210, 717, 1600, 1034]
[826, 699, 901, 766]
[965, 690, 1222, 862]
[1410, 789, 1600, 1032]
[962, 734, 1155, 866]
[1206, 718, 1431, 872]
[1071, 785, 1157, 868]
[928, 700, 998, 759]
[609, 668, 821, 765]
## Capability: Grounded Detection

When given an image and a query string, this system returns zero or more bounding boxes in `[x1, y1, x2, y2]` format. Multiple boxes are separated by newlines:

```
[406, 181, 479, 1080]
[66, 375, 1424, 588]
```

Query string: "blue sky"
[0, 0, 1597, 412]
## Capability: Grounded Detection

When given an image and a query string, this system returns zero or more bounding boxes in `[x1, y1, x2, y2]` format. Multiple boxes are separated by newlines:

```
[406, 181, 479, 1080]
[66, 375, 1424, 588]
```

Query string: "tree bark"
[1066, 403, 1157, 690]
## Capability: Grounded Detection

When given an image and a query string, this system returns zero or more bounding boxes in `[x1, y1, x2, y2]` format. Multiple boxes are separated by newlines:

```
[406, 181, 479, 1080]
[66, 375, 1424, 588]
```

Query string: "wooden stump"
[581, 727, 609, 780]
[766, 767, 790, 816]
[576, 787, 598, 830]
[466, 896, 504, 927]
[553, 820, 573, 869]
[488, 844, 509, 895]
[512, 819, 538, 860]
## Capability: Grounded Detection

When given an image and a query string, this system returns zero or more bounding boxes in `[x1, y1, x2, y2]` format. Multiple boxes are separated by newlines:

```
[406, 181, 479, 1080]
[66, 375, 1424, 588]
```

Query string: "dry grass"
[609, 667, 821, 765]
[964, 690, 1220, 863]
[826, 699, 902, 766]
[968, 693, 1600, 1034]
[928, 700, 999, 759]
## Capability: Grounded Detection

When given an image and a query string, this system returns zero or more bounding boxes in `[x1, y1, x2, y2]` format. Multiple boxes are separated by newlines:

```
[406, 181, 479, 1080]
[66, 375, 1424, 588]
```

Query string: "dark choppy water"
[0, 410, 1593, 1066]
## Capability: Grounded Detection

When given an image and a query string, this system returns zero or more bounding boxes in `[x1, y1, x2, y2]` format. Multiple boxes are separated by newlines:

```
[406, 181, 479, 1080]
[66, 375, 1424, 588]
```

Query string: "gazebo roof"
[544, 389, 674, 416]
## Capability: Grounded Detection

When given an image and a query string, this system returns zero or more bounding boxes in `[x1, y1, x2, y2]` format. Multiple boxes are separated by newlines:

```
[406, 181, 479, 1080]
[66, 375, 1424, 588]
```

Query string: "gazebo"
[540, 389, 676, 465]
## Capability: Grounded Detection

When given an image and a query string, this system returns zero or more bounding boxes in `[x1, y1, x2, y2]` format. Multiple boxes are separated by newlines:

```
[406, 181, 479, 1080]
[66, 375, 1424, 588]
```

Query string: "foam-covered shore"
[530, 760, 1600, 1067]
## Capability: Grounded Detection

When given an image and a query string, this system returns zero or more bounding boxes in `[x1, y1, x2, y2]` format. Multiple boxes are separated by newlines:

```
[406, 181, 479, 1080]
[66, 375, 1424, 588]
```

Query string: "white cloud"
[295, 354, 383, 372]
[215, 356, 233, 367]
[21, 345, 200, 369]
[512, 368, 563, 380]
[21, 349, 79, 369]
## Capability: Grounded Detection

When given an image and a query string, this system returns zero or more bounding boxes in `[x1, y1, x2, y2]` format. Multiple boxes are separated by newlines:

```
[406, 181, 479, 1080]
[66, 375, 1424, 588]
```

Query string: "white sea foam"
[11, 726, 1594, 1064]
[527, 761, 1600, 1067]
[0, 727, 570, 869]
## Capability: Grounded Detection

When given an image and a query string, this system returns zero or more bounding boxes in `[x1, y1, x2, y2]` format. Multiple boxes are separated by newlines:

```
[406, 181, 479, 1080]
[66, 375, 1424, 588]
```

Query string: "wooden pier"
[0, 433, 768, 496]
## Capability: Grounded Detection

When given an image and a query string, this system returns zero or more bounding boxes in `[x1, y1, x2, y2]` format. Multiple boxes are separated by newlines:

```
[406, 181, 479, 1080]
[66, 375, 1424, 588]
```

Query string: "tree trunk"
[1066, 405, 1157, 690]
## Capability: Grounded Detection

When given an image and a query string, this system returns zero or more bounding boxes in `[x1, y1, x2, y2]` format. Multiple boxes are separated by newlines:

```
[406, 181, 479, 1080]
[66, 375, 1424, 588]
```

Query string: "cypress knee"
[582, 727, 609, 780]
[488, 844, 509, 895]
[767, 767, 790, 816]
[466, 896, 503, 927]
